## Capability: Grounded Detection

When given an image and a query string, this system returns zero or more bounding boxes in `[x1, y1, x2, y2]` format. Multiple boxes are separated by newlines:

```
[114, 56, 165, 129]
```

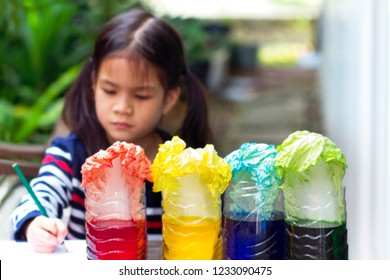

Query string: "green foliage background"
[0, 0, 143, 144]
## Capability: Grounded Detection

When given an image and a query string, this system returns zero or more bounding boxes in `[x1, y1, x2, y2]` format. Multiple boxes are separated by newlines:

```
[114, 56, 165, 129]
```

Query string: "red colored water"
[86, 218, 147, 260]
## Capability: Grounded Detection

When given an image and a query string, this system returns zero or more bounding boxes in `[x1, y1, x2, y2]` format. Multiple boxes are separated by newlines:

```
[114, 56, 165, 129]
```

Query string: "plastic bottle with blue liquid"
[223, 143, 285, 260]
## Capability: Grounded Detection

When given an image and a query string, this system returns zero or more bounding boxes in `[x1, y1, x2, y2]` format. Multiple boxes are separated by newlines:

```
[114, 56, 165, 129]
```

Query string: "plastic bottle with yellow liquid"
[152, 136, 231, 260]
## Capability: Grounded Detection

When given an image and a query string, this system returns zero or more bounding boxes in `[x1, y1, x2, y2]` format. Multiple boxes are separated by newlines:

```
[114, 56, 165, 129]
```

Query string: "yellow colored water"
[162, 216, 222, 260]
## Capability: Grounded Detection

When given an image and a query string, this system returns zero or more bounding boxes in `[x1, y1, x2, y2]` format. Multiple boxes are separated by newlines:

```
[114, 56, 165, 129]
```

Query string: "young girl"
[11, 8, 212, 253]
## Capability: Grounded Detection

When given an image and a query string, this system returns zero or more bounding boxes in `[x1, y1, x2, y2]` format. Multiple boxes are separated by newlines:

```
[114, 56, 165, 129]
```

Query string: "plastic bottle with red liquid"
[81, 142, 152, 260]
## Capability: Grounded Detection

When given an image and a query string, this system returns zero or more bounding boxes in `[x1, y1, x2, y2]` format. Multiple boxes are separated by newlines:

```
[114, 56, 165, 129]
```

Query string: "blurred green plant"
[163, 16, 231, 86]
[166, 17, 211, 65]
[12, 65, 81, 143]
[1, 0, 90, 103]
[0, 0, 145, 144]
[0, 0, 93, 143]
[165, 17, 231, 66]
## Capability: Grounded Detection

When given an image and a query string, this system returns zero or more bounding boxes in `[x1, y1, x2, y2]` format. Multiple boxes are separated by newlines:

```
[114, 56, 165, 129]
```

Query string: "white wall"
[320, 0, 390, 259]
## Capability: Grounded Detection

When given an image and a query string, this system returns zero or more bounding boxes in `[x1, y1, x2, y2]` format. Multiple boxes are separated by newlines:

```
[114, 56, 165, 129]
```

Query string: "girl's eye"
[102, 88, 116, 95]
[135, 95, 150, 100]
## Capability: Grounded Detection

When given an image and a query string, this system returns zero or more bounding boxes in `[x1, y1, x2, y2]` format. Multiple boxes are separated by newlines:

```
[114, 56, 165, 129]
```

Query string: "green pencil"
[12, 163, 68, 252]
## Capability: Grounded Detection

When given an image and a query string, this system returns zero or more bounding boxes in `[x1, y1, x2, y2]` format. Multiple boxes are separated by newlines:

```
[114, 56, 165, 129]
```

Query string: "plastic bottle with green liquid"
[275, 131, 348, 260]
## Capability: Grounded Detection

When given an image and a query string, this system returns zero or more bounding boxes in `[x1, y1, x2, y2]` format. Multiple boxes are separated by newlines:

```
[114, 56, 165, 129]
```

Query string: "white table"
[0, 236, 169, 280]
[0, 234, 162, 260]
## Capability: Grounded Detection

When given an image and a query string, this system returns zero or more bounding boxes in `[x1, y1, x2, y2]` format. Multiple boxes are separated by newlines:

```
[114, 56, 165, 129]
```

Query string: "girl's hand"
[25, 216, 68, 253]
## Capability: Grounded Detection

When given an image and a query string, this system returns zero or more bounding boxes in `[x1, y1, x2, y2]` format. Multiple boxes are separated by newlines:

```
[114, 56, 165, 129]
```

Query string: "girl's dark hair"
[62, 9, 212, 155]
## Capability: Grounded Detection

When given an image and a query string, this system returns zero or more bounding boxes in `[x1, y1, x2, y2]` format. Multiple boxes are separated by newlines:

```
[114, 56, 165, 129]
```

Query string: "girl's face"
[93, 57, 179, 146]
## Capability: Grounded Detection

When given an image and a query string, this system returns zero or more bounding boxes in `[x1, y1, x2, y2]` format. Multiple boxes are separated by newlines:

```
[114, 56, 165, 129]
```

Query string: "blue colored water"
[223, 212, 285, 260]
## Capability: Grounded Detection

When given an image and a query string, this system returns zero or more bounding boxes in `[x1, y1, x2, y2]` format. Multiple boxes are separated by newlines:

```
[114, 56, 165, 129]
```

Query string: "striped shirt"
[11, 132, 168, 240]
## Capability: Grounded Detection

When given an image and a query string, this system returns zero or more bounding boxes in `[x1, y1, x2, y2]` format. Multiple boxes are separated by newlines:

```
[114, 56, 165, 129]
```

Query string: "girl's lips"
[112, 122, 131, 129]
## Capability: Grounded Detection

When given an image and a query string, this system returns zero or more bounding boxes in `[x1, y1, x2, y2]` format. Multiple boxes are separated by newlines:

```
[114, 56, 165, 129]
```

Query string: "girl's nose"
[113, 95, 132, 114]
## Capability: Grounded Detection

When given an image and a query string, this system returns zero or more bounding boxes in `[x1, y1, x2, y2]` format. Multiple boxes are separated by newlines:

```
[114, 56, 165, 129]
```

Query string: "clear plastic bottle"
[283, 160, 348, 260]
[151, 136, 231, 260]
[223, 176, 284, 260]
[275, 131, 349, 260]
[162, 174, 222, 260]
[223, 143, 284, 260]
[82, 142, 151, 260]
